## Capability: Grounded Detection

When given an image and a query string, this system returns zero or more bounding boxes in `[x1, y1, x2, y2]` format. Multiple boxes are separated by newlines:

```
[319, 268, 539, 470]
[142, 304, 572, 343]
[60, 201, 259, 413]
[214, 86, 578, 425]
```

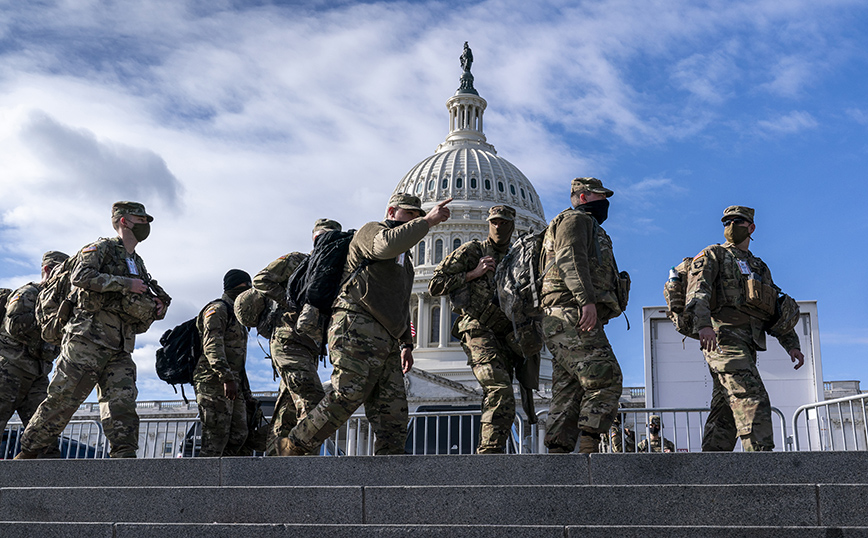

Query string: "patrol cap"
[649, 415, 661, 425]
[112, 201, 153, 222]
[388, 192, 427, 217]
[223, 269, 252, 291]
[721, 205, 754, 223]
[571, 177, 614, 197]
[312, 219, 342, 235]
[41, 251, 69, 268]
[487, 205, 516, 221]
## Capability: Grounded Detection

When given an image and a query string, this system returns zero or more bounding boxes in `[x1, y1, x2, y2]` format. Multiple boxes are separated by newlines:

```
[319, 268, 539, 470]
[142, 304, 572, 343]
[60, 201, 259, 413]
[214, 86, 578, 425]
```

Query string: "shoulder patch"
[8, 294, 21, 303]
[694, 251, 705, 259]
[82, 245, 98, 253]
[204, 305, 220, 318]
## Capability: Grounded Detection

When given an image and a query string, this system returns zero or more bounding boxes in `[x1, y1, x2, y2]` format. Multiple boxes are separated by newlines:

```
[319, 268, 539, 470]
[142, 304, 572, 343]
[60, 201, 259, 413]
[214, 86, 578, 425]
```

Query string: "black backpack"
[155, 317, 201, 401]
[286, 229, 358, 313]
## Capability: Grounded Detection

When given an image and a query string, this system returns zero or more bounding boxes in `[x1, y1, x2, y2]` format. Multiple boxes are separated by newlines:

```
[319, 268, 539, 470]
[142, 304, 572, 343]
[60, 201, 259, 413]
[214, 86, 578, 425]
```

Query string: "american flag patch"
[204, 306, 219, 318]
[82, 245, 97, 253]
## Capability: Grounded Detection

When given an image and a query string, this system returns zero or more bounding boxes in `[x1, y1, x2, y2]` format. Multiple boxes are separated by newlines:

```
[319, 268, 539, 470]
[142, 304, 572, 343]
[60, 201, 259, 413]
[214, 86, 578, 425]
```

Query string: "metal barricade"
[529, 406, 790, 452]
[2, 420, 107, 459]
[793, 393, 868, 451]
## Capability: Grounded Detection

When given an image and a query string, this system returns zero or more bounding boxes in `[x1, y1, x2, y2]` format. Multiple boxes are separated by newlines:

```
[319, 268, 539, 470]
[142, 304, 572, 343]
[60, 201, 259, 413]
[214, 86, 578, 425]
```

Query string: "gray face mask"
[131, 222, 150, 242]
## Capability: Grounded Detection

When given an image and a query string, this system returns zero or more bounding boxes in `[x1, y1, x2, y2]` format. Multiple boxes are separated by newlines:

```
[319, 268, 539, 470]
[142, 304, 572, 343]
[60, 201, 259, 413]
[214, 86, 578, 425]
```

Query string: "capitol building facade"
[392, 53, 554, 408]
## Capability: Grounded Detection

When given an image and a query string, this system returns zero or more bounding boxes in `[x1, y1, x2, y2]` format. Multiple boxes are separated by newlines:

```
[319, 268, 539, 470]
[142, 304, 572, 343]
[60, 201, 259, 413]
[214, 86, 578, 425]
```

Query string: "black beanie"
[223, 269, 252, 291]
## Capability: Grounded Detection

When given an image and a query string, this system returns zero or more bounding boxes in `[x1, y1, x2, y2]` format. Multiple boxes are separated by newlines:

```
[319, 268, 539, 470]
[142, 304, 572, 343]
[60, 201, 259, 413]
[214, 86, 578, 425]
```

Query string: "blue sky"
[1, 0, 867, 401]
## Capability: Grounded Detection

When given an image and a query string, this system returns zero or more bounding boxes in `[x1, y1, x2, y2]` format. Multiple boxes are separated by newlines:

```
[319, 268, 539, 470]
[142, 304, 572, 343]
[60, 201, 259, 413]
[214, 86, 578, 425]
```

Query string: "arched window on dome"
[484, 179, 491, 190]
[510, 184, 516, 196]
[434, 239, 444, 264]
[441, 178, 448, 190]
[452, 237, 461, 251]
[417, 240, 426, 266]
[430, 305, 440, 345]
[456, 177, 463, 189]
[520, 187, 526, 199]
[416, 182, 424, 195]
[470, 177, 477, 189]
[498, 181, 505, 193]
[428, 179, 435, 191]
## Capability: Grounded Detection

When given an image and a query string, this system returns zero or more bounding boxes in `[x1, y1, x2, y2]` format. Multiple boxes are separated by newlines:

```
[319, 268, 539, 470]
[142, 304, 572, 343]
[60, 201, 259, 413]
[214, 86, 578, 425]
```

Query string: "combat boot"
[578, 431, 600, 454]
[13, 450, 39, 460]
[277, 436, 308, 456]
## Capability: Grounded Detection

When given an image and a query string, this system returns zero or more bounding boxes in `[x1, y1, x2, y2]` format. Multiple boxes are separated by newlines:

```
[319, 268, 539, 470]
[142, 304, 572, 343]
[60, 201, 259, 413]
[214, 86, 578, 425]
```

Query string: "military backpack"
[286, 229, 362, 313]
[663, 256, 699, 339]
[35, 255, 79, 345]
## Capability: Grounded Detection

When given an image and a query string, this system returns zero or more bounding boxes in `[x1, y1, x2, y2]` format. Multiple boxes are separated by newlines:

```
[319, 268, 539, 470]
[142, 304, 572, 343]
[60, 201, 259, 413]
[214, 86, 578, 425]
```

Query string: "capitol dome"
[394, 45, 552, 389]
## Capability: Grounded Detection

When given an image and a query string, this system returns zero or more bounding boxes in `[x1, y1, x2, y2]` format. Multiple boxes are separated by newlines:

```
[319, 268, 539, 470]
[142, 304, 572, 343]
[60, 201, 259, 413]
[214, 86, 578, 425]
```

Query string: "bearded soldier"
[541, 178, 625, 454]
[253, 218, 341, 455]
[429, 205, 521, 454]
[0, 251, 69, 454]
[685, 205, 804, 452]
[16, 201, 170, 459]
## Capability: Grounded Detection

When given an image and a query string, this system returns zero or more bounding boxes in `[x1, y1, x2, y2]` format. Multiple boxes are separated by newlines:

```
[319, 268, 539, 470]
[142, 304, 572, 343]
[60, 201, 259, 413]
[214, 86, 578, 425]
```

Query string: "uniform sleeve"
[552, 215, 597, 307]
[201, 303, 235, 383]
[428, 243, 476, 296]
[685, 247, 720, 330]
[3, 285, 40, 343]
[368, 218, 430, 260]
[71, 240, 132, 293]
[253, 252, 305, 309]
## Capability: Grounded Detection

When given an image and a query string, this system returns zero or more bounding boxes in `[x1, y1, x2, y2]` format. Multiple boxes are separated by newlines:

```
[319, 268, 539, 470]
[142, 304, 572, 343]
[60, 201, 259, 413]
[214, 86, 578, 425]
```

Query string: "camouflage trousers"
[701, 331, 773, 451]
[195, 381, 248, 457]
[0, 357, 50, 434]
[266, 336, 324, 455]
[20, 336, 139, 458]
[460, 328, 516, 454]
[289, 309, 409, 455]
[542, 307, 622, 453]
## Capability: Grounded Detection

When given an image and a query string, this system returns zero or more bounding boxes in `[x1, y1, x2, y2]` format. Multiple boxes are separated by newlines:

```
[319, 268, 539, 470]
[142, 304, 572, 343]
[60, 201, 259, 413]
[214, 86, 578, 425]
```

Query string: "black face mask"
[131, 222, 150, 242]
[384, 219, 404, 229]
[579, 199, 609, 224]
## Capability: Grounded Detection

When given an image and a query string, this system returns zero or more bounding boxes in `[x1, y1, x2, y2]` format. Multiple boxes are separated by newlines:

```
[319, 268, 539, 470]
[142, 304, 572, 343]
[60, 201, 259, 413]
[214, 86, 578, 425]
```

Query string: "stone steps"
[2, 453, 868, 534]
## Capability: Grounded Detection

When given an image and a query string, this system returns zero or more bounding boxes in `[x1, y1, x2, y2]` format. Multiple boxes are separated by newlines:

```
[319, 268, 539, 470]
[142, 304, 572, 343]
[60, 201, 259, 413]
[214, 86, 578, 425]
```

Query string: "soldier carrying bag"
[155, 317, 202, 403]
[35, 255, 79, 346]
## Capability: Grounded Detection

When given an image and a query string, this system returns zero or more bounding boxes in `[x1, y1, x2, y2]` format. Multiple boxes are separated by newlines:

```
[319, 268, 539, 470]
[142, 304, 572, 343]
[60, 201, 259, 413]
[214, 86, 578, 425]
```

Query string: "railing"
[529, 406, 789, 453]
[4, 404, 795, 458]
[793, 393, 868, 451]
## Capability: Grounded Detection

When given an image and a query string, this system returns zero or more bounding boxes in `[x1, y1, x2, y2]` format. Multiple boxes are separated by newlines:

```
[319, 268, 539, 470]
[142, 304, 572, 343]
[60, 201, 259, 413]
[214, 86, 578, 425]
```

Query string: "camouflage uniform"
[541, 178, 623, 453]
[288, 196, 430, 455]
[608, 414, 636, 453]
[429, 231, 521, 454]
[194, 294, 249, 457]
[637, 436, 676, 453]
[686, 206, 800, 452]
[0, 281, 62, 437]
[20, 216, 166, 458]
[253, 251, 324, 453]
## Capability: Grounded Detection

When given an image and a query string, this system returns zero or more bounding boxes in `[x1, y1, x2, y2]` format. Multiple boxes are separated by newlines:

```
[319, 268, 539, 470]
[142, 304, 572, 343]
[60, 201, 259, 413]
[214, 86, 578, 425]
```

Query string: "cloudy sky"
[1, 0, 867, 402]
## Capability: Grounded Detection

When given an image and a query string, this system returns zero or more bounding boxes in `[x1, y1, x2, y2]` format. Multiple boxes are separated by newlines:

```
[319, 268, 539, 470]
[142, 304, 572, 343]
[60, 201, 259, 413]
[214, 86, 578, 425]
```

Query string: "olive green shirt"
[253, 251, 317, 351]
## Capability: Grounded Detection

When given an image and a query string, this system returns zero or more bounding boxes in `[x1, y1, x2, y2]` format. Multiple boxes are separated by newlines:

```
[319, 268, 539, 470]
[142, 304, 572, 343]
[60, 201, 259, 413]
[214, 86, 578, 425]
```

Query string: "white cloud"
[756, 110, 818, 135]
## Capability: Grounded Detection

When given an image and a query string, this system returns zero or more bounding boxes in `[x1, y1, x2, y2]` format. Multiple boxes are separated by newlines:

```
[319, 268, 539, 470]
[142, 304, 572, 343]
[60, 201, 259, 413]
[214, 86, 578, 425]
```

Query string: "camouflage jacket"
[540, 207, 620, 319]
[685, 242, 799, 353]
[334, 218, 429, 343]
[637, 436, 675, 453]
[68, 236, 153, 353]
[253, 251, 317, 351]
[428, 238, 510, 335]
[194, 294, 248, 386]
[0, 282, 61, 373]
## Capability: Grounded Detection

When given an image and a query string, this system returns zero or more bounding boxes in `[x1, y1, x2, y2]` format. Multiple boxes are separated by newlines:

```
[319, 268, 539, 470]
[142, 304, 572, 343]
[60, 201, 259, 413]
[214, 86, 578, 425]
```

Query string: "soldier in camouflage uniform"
[429, 205, 521, 454]
[282, 193, 452, 456]
[16, 202, 170, 459]
[194, 269, 251, 457]
[607, 410, 636, 453]
[685, 206, 803, 452]
[541, 178, 624, 454]
[0, 251, 69, 453]
[636, 415, 675, 453]
[253, 218, 341, 455]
